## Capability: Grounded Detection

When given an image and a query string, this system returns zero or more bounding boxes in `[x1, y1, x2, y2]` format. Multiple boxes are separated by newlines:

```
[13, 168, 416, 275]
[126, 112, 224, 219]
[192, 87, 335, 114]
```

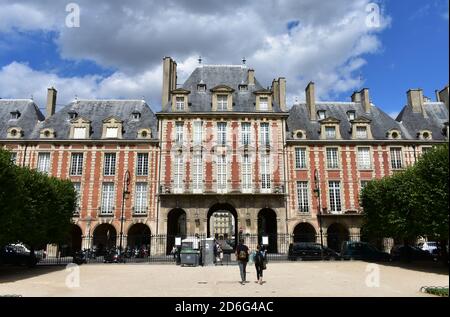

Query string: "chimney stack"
[162, 57, 177, 111]
[360, 88, 371, 113]
[46, 87, 57, 117]
[271, 79, 280, 105]
[438, 85, 449, 110]
[351, 91, 361, 103]
[407, 89, 425, 114]
[248, 69, 255, 85]
[305, 82, 316, 120]
[278, 78, 286, 112]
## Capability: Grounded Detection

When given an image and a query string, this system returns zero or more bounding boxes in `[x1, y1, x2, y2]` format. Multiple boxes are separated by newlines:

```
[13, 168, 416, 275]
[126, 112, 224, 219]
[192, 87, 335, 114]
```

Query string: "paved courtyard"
[0, 261, 447, 297]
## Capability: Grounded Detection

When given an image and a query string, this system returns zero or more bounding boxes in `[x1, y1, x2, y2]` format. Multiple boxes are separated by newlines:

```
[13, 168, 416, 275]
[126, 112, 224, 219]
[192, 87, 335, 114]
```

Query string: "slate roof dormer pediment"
[171, 88, 191, 95]
[210, 85, 235, 93]
[71, 116, 91, 124]
[350, 116, 372, 124]
[253, 89, 273, 95]
[319, 117, 341, 124]
[102, 116, 123, 123]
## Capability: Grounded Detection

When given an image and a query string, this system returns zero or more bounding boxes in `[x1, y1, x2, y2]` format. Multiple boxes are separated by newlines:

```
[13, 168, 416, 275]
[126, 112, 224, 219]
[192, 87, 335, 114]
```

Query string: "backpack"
[238, 249, 247, 261]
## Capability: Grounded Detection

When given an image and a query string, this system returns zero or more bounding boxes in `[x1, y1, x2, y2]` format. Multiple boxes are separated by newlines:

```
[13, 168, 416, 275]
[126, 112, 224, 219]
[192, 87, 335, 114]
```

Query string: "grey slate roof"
[287, 102, 403, 140]
[34, 100, 158, 140]
[0, 99, 44, 139]
[161, 65, 284, 113]
[395, 102, 449, 141]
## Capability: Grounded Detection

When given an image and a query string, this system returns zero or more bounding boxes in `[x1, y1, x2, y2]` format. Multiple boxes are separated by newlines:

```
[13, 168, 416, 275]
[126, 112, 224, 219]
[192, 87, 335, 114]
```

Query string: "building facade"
[1, 57, 448, 254]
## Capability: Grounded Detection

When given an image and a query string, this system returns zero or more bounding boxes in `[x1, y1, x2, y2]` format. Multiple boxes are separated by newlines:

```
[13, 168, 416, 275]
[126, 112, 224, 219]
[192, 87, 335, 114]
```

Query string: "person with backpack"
[254, 244, 266, 285]
[235, 238, 249, 285]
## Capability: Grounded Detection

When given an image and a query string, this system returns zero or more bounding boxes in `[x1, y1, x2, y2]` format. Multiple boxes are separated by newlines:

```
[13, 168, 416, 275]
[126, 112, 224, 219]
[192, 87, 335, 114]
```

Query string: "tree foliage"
[361, 144, 449, 242]
[0, 149, 76, 248]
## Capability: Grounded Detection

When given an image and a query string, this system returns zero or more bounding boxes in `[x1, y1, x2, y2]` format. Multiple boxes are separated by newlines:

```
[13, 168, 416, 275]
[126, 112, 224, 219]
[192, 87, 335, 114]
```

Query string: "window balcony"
[159, 182, 286, 195]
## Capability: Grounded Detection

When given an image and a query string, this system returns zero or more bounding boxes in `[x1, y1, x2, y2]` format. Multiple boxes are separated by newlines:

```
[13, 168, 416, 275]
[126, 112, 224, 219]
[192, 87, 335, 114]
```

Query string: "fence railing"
[37, 233, 397, 266]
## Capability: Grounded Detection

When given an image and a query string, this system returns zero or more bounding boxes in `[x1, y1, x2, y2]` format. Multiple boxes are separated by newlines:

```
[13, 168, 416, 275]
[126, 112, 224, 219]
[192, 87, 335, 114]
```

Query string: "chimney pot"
[407, 89, 425, 114]
[360, 88, 371, 113]
[278, 77, 286, 112]
[46, 87, 57, 117]
[438, 85, 449, 110]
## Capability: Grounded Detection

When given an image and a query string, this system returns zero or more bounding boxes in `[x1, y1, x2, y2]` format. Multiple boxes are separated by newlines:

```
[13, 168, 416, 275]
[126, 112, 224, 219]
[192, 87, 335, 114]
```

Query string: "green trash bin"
[180, 248, 200, 266]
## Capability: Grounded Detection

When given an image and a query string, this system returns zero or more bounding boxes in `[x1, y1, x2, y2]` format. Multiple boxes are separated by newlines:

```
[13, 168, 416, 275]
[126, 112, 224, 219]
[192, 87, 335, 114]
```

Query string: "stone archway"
[258, 208, 278, 253]
[293, 222, 317, 243]
[327, 223, 350, 252]
[93, 223, 117, 255]
[207, 203, 238, 250]
[127, 223, 151, 249]
[166, 208, 187, 254]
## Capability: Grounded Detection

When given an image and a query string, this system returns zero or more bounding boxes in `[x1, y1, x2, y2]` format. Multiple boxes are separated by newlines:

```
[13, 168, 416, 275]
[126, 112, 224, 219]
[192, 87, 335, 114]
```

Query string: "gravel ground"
[0, 261, 448, 297]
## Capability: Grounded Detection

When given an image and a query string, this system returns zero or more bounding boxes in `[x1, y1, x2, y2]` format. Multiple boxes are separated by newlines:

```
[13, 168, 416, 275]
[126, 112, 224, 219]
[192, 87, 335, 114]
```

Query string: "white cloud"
[0, 0, 391, 109]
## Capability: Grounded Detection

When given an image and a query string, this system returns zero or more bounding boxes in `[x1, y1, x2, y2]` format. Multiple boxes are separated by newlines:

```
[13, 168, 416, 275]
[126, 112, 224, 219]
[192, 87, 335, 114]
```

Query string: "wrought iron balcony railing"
[159, 181, 286, 195]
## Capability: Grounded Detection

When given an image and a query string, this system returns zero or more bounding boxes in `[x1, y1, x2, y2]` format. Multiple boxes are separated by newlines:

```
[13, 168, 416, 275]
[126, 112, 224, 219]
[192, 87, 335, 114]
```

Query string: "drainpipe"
[281, 119, 289, 235]
[156, 119, 163, 235]
[22, 142, 28, 167]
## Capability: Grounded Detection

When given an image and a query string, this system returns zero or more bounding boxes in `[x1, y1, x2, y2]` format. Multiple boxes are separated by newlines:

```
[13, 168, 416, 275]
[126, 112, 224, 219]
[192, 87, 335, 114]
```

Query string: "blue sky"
[0, 0, 448, 117]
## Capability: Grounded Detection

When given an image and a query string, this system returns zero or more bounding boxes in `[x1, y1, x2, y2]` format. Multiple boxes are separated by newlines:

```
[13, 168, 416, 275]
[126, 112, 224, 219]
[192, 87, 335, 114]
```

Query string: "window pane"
[176, 97, 185, 111]
[326, 148, 339, 169]
[242, 154, 252, 192]
[217, 122, 227, 145]
[105, 127, 118, 138]
[217, 95, 228, 111]
[193, 121, 203, 145]
[136, 153, 149, 176]
[328, 181, 341, 213]
[260, 123, 270, 146]
[261, 155, 271, 190]
[73, 127, 86, 139]
[175, 122, 183, 145]
[217, 155, 227, 192]
[70, 153, 84, 176]
[104, 153, 116, 176]
[73, 182, 81, 214]
[134, 182, 148, 214]
[192, 154, 203, 192]
[260, 97, 269, 110]
[241, 122, 251, 146]
[390, 148, 403, 169]
[37, 153, 50, 174]
[357, 147, 371, 169]
[325, 127, 336, 139]
[101, 183, 115, 214]
[356, 127, 367, 139]
[295, 148, 307, 169]
[174, 155, 184, 192]
[297, 181, 309, 213]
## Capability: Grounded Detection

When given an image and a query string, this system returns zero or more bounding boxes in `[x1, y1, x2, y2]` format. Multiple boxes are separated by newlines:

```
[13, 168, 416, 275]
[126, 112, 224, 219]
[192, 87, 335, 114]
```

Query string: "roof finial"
[30, 94, 34, 100]
[198, 56, 202, 65]
[74, 95, 78, 101]
[242, 57, 247, 65]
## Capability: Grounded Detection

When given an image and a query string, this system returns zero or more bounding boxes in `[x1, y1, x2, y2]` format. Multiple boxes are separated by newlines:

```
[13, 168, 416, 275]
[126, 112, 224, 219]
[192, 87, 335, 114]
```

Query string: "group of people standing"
[235, 239, 267, 285]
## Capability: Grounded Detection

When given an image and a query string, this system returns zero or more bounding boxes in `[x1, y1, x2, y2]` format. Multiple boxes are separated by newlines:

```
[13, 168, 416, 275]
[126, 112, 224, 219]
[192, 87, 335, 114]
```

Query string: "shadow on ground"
[0, 265, 66, 283]
[374, 260, 449, 276]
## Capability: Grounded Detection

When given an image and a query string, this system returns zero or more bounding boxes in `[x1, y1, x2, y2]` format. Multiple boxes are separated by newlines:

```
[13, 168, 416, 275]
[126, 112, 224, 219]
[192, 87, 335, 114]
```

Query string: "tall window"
[176, 97, 185, 111]
[328, 181, 342, 213]
[390, 147, 403, 169]
[217, 122, 227, 146]
[192, 154, 203, 193]
[101, 183, 115, 215]
[295, 147, 307, 169]
[193, 121, 203, 145]
[70, 153, 84, 176]
[103, 153, 116, 176]
[242, 154, 252, 192]
[37, 153, 50, 174]
[136, 153, 149, 176]
[357, 147, 371, 169]
[260, 154, 271, 191]
[325, 126, 336, 139]
[10, 152, 17, 165]
[260, 122, 270, 146]
[241, 122, 251, 146]
[105, 127, 118, 138]
[296, 181, 309, 213]
[326, 148, 339, 169]
[134, 183, 148, 214]
[175, 122, 184, 145]
[73, 182, 81, 214]
[259, 97, 269, 110]
[174, 155, 184, 193]
[217, 95, 228, 111]
[356, 126, 368, 139]
[217, 155, 227, 193]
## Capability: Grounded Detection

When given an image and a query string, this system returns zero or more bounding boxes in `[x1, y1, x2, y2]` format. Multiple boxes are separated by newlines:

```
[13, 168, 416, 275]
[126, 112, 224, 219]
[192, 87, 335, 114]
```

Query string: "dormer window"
[356, 126, 367, 139]
[347, 111, 355, 121]
[40, 128, 55, 139]
[176, 97, 185, 111]
[132, 111, 141, 120]
[197, 83, 206, 92]
[239, 84, 248, 92]
[387, 129, 401, 140]
[138, 128, 151, 139]
[259, 97, 269, 111]
[418, 130, 432, 140]
[10, 111, 21, 120]
[102, 117, 123, 139]
[325, 126, 336, 139]
[210, 85, 234, 111]
[7, 127, 22, 139]
[293, 129, 306, 140]
[70, 117, 91, 139]
[217, 95, 228, 111]
[68, 111, 78, 120]
[318, 110, 326, 120]
[73, 127, 87, 139]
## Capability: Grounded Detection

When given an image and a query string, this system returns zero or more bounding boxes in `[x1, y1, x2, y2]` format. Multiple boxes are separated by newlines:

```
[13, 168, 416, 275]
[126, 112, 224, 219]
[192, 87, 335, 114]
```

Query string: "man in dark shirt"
[235, 239, 249, 285]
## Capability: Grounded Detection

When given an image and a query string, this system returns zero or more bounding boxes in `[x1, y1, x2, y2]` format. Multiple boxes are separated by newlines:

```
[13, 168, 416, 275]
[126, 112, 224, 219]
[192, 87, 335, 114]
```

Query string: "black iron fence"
[37, 233, 396, 266]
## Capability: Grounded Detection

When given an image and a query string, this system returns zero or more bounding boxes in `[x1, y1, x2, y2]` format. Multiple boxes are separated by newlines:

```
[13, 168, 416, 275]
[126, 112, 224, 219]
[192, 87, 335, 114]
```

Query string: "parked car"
[288, 242, 340, 261]
[419, 241, 438, 255]
[391, 245, 437, 262]
[0, 244, 38, 267]
[340, 241, 391, 262]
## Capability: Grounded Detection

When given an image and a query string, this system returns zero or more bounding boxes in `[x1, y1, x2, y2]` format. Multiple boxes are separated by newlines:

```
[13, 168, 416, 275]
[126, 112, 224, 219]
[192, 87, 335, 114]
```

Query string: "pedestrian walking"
[254, 244, 266, 285]
[235, 238, 249, 285]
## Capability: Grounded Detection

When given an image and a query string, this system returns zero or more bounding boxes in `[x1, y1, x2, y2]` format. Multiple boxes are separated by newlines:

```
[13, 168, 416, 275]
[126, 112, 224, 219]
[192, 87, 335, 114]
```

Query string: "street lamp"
[119, 170, 131, 255]
[314, 169, 324, 259]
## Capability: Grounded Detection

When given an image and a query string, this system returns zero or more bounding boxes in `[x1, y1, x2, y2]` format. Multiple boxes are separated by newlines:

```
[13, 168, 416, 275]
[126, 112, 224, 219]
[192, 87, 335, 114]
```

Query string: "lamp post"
[314, 169, 324, 259]
[119, 170, 131, 255]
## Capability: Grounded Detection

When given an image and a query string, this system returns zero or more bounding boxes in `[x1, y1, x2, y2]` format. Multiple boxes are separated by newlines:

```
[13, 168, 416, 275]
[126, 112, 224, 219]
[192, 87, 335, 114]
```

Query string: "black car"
[288, 242, 340, 261]
[391, 245, 437, 262]
[341, 241, 391, 262]
[0, 244, 38, 267]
